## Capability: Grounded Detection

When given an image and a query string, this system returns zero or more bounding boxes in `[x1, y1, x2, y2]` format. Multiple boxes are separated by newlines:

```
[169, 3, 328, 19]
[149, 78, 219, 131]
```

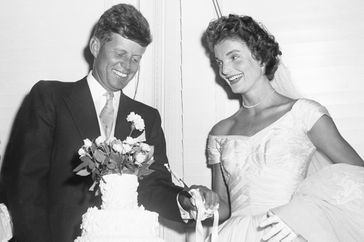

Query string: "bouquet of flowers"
[73, 112, 155, 193]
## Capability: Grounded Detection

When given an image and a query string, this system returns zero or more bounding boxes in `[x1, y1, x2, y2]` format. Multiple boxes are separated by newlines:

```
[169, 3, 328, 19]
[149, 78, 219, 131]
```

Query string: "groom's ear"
[89, 36, 101, 58]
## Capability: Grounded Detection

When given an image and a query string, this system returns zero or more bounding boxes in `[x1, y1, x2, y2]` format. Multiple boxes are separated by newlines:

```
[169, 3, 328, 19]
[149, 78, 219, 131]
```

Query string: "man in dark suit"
[0, 4, 207, 242]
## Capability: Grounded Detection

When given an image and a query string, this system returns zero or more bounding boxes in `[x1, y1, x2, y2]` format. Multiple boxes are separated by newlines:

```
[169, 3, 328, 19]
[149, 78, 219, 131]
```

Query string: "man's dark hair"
[93, 4, 152, 47]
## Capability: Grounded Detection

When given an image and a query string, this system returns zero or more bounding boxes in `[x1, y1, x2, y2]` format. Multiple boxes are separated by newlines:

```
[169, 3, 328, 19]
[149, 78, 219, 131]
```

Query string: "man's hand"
[177, 189, 194, 212]
[177, 185, 219, 219]
[260, 211, 307, 242]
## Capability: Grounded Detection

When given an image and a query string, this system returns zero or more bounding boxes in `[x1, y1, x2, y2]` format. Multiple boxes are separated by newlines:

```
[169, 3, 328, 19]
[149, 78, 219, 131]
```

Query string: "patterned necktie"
[99, 92, 114, 139]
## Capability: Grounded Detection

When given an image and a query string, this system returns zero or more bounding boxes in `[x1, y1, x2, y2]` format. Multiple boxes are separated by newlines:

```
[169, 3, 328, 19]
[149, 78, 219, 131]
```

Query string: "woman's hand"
[260, 211, 307, 242]
[178, 185, 219, 219]
[190, 185, 220, 210]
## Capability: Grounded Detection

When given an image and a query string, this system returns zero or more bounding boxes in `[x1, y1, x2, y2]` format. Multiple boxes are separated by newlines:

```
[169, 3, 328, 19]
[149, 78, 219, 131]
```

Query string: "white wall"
[0, 0, 102, 158]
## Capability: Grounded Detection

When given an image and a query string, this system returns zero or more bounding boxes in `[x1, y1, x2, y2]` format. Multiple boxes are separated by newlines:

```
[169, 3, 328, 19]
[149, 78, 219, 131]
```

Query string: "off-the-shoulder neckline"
[209, 98, 304, 139]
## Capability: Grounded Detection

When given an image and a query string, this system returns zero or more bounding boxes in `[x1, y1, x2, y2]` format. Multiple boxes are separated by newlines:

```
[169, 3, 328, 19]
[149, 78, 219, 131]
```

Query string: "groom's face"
[90, 33, 146, 92]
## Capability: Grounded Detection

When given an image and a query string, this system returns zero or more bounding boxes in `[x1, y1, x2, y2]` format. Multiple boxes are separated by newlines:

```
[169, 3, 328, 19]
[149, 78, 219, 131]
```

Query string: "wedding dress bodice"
[207, 99, 329, 217]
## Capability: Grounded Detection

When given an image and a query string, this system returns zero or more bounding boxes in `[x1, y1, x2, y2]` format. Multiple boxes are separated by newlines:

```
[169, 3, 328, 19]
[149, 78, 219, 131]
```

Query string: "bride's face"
[214, 38, 265, 94]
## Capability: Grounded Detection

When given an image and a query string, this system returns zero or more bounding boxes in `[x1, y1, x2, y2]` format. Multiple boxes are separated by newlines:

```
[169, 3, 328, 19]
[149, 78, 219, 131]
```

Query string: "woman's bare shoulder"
[209, 116, 236, 136]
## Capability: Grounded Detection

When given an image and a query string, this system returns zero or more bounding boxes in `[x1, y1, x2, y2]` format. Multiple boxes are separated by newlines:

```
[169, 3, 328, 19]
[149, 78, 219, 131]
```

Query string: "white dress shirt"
[87, 71, 120, 139]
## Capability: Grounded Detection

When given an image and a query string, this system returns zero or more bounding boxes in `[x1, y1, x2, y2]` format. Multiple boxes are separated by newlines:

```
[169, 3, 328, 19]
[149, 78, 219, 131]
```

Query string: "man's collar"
[87, 71, 107, 95]
[87, 71, 121, 103]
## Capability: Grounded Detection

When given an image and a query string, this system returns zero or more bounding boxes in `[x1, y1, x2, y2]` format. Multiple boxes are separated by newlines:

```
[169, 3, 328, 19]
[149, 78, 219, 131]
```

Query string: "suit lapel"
[114, 92, 133, 140]
[64, 82, 140, 141]
[63, 78, 100, 140]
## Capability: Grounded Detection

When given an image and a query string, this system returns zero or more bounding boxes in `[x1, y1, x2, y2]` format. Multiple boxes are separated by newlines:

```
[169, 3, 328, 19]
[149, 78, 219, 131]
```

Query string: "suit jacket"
[1, 77, 183, 242]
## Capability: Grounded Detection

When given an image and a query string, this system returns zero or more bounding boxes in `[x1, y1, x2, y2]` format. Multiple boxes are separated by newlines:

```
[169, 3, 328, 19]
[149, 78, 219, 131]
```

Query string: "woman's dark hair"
[93, 4, 152, 47]
[204, 14, 281, 80]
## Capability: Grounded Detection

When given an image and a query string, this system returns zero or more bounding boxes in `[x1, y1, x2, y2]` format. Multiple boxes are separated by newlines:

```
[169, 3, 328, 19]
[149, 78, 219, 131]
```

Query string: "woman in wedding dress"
[202, 14, 364, 241]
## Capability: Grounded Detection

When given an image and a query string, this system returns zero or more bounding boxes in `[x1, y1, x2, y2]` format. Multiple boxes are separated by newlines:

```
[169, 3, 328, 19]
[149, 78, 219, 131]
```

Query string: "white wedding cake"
[75, 174, 164, 242]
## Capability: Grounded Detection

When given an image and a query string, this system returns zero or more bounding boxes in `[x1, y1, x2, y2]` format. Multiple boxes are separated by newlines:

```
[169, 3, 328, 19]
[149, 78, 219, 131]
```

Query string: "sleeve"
[1, 81, 55, 241]
[207, 135, 222, 165]
[298, 99, 330, 133]
[273, 164, 364, 241]
[176, 194, 193, 222]
[137, 109, 184, 222]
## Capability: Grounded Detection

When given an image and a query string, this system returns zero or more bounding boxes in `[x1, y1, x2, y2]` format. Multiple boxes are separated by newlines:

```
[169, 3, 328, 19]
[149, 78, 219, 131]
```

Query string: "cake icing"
[100, 173, 138, 210]
[75, 174, 164, 242]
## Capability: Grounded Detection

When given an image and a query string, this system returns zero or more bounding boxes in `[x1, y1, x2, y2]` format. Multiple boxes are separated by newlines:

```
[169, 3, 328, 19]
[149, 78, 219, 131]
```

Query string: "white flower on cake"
[140, 143, 151, 152]
[121, 143, 133, 154]
[73, 112, 155, 193]
[111, 141, 123, 153]
[95, 136, 105, 146]
[134, 152, 148, 166]
[78, 148, 87, 156]
[83, 138, 92, 148]
[124, 136, 137, 145]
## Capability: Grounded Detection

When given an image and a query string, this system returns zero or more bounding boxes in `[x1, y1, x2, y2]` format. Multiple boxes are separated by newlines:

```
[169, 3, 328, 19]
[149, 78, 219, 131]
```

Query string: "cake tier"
[75, 235, 164, 242]
[75, 236, 164, 242]
[75, 207, 163, 241]
[75, 174, 164, 242]
[99, 173, 138, 209]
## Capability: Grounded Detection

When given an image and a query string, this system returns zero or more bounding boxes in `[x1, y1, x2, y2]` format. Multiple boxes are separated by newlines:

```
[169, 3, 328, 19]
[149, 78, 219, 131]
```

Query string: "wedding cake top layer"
[99, 173, 138, 210]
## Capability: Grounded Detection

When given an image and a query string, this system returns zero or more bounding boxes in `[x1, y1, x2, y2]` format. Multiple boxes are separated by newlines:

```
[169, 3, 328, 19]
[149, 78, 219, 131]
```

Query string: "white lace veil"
[271, 61, 333, 175]
[270, 61, 302, 99]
